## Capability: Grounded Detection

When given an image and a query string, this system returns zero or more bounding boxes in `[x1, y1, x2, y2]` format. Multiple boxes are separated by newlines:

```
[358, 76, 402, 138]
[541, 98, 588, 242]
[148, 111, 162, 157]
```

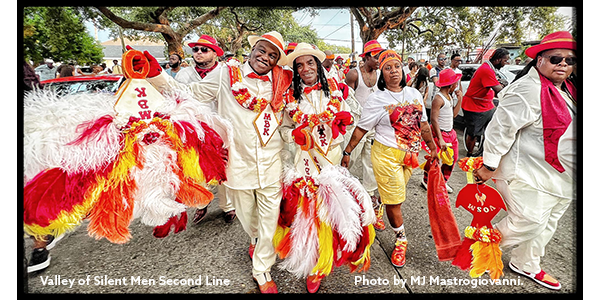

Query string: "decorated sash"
[225, 58, 293, 146]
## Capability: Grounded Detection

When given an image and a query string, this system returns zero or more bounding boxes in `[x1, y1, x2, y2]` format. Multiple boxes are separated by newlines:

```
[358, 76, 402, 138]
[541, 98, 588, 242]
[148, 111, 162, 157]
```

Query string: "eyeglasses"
[192, 46, 212, 54]
[543, 55, 576, 66]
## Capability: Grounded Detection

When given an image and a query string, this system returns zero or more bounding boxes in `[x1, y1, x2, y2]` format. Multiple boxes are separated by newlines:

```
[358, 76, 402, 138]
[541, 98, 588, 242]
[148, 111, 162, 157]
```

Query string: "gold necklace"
[386, 88, 405, 104]
[361, 66, 376, 88]
[303, 89, 323, 113]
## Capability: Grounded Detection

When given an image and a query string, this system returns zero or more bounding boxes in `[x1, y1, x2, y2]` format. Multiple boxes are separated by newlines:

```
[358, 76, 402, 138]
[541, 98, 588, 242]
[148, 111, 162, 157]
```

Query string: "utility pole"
[401, 18, 407, 60]
[349, 8, 355, 62]
[119, 27, 126, 54]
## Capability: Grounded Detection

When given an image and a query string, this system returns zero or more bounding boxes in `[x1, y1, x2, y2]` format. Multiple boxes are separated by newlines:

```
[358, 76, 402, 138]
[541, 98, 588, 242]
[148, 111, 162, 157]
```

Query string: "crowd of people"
[27, 59, 123, 83]
[25, 29, 576, 294]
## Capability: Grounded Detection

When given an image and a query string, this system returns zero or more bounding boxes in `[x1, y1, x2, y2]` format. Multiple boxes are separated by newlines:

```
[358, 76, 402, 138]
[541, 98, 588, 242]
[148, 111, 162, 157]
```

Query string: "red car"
[41, 74, 125, 96]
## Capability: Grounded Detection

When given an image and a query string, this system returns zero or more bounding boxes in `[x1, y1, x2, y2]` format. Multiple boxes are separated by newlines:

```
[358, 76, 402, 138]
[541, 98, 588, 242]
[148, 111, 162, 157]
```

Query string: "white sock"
[392, 224, 406, 241]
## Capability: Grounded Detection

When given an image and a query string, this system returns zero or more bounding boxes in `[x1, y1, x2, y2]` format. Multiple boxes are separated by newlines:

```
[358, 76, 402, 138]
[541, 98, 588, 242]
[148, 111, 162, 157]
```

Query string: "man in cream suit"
[132, 31, 292, 293]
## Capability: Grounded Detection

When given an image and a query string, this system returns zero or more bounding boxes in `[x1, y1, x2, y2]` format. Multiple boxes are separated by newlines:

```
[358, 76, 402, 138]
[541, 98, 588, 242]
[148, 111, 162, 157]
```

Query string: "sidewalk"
[24, 128, 577, 294]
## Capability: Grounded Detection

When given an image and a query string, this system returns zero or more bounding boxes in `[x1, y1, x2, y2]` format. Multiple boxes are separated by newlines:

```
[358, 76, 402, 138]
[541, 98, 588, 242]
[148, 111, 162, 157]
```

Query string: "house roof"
[101, 38, 196, 61]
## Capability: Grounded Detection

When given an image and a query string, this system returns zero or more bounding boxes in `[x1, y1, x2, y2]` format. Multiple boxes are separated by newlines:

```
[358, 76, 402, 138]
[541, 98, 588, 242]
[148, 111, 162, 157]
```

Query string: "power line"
[311, 23, 348, 26]
[322, 38, 352, 41]
[297, 11, 308, 24]
[321, 23, 349, 40]
[315, 9, 343, 34]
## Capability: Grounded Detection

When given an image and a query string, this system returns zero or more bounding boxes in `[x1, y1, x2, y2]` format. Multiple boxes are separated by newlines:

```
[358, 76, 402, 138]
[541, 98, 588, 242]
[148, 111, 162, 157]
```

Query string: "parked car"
[41, 74, 125, 96]
[424, 63, 524, 127]
[501, 64, 526, 81]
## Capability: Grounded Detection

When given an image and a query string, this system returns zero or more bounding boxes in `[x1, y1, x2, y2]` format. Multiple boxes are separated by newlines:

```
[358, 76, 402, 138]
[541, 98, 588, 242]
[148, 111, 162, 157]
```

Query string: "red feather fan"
[196, 122, 228, 183]
[23, 168, 94, 227]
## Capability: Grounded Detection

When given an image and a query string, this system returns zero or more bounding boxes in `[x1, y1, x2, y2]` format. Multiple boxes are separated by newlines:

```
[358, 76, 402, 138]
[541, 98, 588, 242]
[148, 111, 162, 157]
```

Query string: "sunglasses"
[192, 46, 212, 54]
[543, 55, 576, 66]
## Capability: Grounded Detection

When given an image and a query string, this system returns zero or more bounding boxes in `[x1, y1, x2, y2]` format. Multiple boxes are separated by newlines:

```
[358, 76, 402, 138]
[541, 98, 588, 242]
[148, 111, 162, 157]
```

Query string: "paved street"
[24, 127, 577, 294]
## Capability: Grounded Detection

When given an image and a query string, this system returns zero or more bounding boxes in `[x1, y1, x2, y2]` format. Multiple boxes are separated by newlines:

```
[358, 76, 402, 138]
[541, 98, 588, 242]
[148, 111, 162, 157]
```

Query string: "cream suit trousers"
[225, 182, 282, 277]
[494, 179, 572, 274]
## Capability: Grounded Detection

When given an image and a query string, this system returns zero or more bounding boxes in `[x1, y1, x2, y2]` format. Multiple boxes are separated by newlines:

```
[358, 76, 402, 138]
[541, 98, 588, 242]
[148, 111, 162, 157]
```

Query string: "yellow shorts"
[371, 140, 413, 205]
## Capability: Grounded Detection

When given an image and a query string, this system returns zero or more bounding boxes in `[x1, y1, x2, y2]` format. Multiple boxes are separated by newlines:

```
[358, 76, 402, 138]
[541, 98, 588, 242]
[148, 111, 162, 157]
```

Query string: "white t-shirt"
[357, 87, 428, 152]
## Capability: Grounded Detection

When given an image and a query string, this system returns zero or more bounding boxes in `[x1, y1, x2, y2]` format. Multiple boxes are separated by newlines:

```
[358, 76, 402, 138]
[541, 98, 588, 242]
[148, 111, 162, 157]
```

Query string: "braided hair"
[292, 55, 330, 101]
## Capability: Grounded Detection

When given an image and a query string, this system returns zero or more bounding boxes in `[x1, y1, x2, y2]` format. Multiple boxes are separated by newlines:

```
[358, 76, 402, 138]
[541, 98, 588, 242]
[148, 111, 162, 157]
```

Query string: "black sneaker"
[28, 248, 50, 273]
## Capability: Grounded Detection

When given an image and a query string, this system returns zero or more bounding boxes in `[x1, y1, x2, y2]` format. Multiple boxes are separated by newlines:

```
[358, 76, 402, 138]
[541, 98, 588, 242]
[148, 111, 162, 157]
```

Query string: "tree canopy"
[89, 7, 225, 58]
[384, 7, 568, 57]
[23, 7, 105, 65]
[83, 7, 351, 58]
[23, 6, 571, 65]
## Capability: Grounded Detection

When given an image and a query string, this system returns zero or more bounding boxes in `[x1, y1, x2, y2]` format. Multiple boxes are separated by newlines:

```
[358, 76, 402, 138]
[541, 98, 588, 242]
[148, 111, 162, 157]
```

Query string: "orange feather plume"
[469, 241, 504, 280]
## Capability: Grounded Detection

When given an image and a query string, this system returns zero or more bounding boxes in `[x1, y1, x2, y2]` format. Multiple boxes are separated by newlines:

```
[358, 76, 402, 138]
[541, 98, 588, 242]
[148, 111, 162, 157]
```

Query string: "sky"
[87, 7, 575, 56]
[291, 7, 575, 52]
[292, 8, 369, 52]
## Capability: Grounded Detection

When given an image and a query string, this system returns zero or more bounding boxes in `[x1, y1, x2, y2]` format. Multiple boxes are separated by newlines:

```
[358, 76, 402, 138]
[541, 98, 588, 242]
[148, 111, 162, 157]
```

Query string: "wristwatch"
[483, 164, 497, 172]
[343, 150, 352, 156]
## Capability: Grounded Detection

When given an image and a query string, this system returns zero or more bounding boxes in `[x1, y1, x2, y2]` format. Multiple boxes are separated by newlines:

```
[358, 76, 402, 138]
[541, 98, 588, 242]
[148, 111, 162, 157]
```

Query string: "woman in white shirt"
[342, 50, 438, 269]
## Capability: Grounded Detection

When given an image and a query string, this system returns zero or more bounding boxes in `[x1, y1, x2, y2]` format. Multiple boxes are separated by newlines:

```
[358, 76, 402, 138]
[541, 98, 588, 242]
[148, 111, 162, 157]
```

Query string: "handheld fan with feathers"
[23, 50, 232, 244]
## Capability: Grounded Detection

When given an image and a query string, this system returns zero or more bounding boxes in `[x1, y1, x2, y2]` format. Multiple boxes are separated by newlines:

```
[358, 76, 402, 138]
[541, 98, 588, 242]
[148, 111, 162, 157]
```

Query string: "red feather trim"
[332, 229, 343, 267]
[337, 240, 354, 267]
[279, 179, 301, 227]
[23, 168, 67, 227]
[196, 122, 228, 184]
[153, 215, 176, 238]
[173, 211, 188, 234]
[23, 168, 95, 227]
[173, 121, 202, 153]
[275, 229, 293, 259]
[153, 211, 188, 238]
[346, 226, 371, 269]
[68, 115, 115, 145]
[451, 237, 476, 271]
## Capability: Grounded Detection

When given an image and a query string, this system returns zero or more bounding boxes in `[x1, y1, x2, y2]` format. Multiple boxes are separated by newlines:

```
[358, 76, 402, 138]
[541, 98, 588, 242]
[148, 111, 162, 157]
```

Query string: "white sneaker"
[445, 183, 453, 194]
[46, 233, 65, 250]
